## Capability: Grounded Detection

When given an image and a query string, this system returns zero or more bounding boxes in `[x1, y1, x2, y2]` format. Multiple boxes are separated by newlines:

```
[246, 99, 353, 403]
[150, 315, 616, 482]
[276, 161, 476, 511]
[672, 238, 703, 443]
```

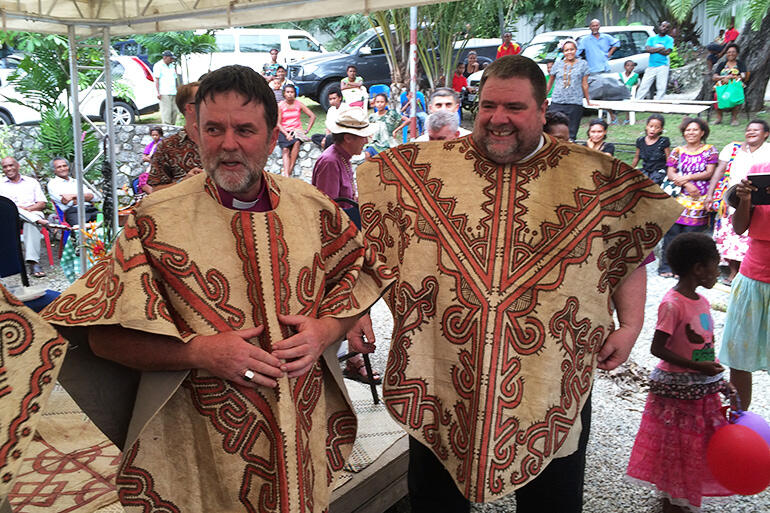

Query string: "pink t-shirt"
[655, 289, 716, 373]
[738, 163, 770, 282]
[278, 100, 302, 132]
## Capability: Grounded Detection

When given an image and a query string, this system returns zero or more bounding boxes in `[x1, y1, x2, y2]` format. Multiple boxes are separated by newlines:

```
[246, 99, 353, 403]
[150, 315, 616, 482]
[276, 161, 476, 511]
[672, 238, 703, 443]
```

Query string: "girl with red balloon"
[626, 233, 735, 512]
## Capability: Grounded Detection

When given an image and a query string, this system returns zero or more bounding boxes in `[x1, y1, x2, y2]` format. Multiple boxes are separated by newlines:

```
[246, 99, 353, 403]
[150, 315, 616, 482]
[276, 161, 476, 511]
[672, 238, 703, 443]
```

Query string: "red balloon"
[707, 424, 770, 495]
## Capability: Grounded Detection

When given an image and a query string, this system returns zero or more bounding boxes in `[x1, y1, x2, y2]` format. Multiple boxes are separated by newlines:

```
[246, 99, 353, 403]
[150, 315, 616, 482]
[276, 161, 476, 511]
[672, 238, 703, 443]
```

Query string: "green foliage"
[288, 14, 372, 51]
[0, 126, 12, 159]
[32, 103, 100, 179]
[7, 34, 70, 111]
[668, 45, 683, 68]
[135, 32, 217, 63]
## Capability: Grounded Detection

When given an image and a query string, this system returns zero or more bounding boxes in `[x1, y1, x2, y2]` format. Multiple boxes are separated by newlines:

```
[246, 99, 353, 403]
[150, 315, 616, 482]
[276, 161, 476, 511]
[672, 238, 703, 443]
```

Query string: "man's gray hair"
[50, 156, 69, 170]
[426, 110, 459, 134]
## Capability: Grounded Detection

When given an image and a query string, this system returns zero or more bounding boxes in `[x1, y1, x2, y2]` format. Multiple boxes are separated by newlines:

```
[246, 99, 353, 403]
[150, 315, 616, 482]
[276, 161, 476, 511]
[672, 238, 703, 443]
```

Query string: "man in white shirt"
[46, 157, 99, 226]
[414, 88, 470, 141]
[0, 157, 48, 277]
[153, 50, 178, 124]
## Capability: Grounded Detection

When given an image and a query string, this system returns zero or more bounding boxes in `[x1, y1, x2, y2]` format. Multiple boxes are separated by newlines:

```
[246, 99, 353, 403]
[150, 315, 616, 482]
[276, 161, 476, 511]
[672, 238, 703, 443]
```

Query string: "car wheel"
[0, 111, 12, 125]
[110, 101, 135, 125]
[319, 81, 342, 111]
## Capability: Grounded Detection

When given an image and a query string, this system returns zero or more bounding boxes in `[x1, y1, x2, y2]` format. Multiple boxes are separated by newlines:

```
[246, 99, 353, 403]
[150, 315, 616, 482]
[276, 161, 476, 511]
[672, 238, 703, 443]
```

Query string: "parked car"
[182, 28, 326, 82]
[112, 39, 151, 68]
[289, 28, 500, 110]
[466, 25, 656, 97]
[0, 54, 159, 126]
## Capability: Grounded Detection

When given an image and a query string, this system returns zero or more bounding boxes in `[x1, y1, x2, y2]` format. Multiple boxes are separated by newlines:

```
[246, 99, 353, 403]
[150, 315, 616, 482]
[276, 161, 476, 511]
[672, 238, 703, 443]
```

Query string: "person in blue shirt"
[636, 21, 675, 100]
[577, 19, 620, 74]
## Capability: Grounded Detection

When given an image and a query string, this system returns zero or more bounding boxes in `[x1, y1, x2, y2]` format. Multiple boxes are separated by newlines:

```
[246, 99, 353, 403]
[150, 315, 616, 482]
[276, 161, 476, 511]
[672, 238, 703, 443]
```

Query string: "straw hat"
[325, 106, 376, 137]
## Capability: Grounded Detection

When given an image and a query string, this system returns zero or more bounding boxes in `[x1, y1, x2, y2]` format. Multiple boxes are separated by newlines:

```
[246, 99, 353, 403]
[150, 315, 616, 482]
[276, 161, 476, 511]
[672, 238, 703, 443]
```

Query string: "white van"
[182, 28, 326, 82]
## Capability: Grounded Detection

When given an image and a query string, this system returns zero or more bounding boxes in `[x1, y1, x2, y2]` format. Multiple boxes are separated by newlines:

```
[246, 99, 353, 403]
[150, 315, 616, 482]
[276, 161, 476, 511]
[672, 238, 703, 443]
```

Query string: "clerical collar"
[216, 179, 272, 212]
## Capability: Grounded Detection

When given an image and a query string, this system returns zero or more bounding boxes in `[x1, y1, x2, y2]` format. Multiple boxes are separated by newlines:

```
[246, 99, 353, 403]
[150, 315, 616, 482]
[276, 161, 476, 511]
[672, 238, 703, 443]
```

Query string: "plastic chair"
[54, 203, 72, 257]
[334, 196, 379, 404]
[400, 91, 427, 141]
[368, 84, 390, 101]
[0, 196, 60, 312]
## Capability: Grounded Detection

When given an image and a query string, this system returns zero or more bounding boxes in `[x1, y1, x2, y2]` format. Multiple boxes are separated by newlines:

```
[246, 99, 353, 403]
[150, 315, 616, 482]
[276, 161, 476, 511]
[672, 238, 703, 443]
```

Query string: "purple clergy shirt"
[311, 143, 357, 202]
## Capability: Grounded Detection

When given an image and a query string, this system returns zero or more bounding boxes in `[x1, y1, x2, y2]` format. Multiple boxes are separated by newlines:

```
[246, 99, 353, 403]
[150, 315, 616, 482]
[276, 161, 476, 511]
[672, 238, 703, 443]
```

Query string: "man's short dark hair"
[347, 65, 357, 72]
[332, 132, 348, 145]
[429, 87, 459, 105]
[544, 111, 569, 134]
[176, 81, 200, 112]
[327, 86, 342, 99]
[195, 65, 278, 131]
[478, 55, 546, 105]
[666, 233, 718, 277]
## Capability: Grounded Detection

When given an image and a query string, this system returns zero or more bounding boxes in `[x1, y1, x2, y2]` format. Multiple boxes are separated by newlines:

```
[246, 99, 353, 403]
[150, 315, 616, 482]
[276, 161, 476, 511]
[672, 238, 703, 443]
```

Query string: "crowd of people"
[1, 22, 768, 513]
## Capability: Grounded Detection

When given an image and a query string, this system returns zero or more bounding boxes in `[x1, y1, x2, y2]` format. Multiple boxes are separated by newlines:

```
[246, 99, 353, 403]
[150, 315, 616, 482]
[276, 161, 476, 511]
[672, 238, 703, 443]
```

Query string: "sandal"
[29, 263, 46, 278]
[343, 361, 382, 385]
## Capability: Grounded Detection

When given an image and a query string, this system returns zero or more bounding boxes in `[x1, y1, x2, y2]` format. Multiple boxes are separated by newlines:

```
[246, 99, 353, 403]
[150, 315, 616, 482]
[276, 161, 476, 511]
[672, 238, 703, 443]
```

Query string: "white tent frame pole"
[408, 6, 417, 139]
[68, 26, 88, 272]
[102, 27, 119, 234]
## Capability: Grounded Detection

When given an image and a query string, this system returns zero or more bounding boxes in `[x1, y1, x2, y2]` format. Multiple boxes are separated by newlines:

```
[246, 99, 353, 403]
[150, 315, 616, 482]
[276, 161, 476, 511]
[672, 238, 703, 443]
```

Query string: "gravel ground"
[17, 245, 770, 513]
[365, 264, 770, 513]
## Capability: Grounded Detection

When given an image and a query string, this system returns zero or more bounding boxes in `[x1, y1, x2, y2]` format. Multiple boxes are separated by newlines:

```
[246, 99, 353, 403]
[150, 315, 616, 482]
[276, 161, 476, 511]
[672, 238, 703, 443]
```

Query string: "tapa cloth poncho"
[0, 285, 68, 510]
[42, 173, 394, 513]
[356, 135, 681, 501]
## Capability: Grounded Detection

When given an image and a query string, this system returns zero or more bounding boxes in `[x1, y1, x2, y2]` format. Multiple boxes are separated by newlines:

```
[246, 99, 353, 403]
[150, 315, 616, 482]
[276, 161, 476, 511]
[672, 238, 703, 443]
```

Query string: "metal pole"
[68, 26, 88, 272]
[409, 6, 417, 140]
[102, 28, 118, 234]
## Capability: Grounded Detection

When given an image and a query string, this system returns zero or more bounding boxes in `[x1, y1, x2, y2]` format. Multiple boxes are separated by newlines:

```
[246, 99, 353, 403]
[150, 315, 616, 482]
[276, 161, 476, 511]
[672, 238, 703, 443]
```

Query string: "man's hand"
[273, 314, 355, 378]
[347, 314, 376, 354]
[597, 326, 637, 370]
[190, 326, 283, 388]
[61, 193, 77, 205]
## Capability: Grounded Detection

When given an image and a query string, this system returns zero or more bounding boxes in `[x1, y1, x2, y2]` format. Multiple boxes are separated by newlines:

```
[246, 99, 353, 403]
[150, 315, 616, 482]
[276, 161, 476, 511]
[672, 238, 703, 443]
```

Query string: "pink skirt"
[714, 213, 749, 263]
[626, 391, 732, 510]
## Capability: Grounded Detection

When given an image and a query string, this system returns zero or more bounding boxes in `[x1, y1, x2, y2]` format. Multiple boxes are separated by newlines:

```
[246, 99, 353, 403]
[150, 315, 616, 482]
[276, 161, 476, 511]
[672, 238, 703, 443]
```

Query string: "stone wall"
[3, 123, 324, 187]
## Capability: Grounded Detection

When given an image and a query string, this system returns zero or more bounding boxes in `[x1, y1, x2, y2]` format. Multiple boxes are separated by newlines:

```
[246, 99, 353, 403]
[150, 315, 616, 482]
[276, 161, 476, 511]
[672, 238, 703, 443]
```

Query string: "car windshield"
[340, 30, 375, 54]
[521, 39, 563, 62]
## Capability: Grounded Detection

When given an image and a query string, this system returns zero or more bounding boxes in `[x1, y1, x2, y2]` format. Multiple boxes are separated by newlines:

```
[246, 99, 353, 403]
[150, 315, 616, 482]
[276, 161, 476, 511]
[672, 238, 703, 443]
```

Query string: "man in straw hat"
[312, 106, 380, 383]
[42, 65, 394, 513]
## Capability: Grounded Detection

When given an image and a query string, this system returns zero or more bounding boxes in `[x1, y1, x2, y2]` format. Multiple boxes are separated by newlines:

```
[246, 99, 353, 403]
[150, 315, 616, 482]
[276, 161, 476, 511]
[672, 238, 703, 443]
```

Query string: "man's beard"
[204, 149, 268, 195]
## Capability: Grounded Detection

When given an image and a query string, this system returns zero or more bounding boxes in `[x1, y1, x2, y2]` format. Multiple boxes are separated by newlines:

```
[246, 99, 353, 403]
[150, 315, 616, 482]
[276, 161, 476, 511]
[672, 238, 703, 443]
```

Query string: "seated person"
[463, 51, 480, 77]
[277, 83, 316, 177]
[400, 90, 428, 135]
[46, 157, 99, 226]
[365, 93, 409, 156]
[0, 156, 48, 278]
[340, 65, 367, 108]
[421, 110, 461, 141]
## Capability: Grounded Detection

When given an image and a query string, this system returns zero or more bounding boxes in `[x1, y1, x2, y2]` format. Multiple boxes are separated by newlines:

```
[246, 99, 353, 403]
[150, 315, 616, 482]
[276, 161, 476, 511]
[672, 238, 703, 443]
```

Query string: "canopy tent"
[1, 0, 433, 270]
[0, 0, 441, 36]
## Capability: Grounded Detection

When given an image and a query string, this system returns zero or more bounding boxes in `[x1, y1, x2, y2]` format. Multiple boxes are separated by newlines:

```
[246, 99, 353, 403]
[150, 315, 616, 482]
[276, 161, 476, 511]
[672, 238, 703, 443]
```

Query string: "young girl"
[582, 119, 615, 156]
[277, 84, 316, 177]
[631, 114, 671, 185]
[719, 162, 770, 411]
[627, 232, 733, 512]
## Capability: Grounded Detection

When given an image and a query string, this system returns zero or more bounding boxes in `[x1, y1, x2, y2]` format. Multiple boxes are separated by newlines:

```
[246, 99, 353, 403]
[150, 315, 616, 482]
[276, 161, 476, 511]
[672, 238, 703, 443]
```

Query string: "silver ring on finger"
[244, 369, 255, 382]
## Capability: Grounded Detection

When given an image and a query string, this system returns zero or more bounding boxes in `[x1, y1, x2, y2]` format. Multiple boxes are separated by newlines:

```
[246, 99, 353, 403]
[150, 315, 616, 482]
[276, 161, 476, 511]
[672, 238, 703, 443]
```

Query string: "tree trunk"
[737, 15, 770, 112]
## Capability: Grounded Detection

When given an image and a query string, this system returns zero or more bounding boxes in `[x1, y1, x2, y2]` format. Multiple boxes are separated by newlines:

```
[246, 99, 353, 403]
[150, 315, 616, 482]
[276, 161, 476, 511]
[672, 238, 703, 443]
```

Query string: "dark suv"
[289, 28, 389, 110]
[289, 29, 495, 110]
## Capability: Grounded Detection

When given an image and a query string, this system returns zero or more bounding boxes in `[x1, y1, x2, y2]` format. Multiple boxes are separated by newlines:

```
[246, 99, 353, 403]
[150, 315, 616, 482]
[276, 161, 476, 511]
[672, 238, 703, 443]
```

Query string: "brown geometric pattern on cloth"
[5, 385, 121, 512]
[42, 173, 394, 513]
[147, 130, 202, 187]
[356, 135, 681, 502]
[0, 285, 68, 502]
